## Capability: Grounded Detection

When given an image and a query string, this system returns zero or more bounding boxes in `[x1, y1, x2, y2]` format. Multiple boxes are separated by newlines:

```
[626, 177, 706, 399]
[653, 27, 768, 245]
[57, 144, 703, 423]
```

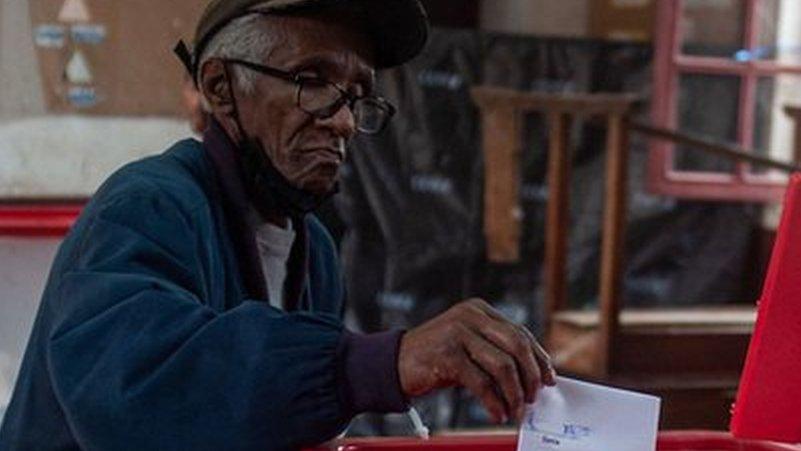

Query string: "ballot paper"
[517, 377, 661, 451]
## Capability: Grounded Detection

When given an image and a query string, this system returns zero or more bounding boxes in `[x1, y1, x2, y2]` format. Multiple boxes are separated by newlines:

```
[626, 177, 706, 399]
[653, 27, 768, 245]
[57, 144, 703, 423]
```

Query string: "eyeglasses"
[223, 58, 396, 135]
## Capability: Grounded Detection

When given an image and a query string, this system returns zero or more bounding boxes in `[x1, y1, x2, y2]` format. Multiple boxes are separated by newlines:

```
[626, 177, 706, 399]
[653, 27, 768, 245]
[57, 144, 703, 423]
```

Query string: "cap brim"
[252, 0, 429, 69]
[358, 0, 429, 68]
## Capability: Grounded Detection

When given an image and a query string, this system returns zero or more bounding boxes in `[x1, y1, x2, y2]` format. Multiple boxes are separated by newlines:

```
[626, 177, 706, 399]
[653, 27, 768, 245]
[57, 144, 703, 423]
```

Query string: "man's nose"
[321, 103, 358, 140]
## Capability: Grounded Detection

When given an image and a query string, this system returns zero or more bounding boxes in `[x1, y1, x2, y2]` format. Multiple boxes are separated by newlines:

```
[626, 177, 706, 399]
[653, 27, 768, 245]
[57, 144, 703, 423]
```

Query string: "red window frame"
[649, 0, 801, 202]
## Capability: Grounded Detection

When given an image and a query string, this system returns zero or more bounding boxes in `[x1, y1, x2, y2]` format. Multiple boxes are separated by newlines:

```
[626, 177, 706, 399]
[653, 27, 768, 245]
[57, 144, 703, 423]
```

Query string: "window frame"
[649, 0, 801, 202]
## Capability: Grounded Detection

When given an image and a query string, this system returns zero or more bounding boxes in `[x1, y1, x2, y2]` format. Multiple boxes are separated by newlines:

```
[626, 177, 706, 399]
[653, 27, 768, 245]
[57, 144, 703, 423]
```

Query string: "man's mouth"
[315, 147, 343, 158]
[295, 148, 341, 181]
[304, 147, 344, 165]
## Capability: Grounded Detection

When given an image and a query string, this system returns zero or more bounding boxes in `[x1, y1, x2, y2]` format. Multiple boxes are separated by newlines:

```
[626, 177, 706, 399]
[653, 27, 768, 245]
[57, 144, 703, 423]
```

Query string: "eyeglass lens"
[297, 80, 390, 134]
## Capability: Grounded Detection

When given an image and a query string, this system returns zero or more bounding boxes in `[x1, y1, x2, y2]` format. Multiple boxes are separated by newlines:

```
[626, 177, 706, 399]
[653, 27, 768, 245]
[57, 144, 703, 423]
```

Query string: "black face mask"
[237, 135, 338, 219]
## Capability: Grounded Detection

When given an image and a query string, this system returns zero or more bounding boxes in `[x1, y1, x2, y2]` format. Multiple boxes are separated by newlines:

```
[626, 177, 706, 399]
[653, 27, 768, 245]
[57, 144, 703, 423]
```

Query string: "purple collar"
[202, 119, 308, 310]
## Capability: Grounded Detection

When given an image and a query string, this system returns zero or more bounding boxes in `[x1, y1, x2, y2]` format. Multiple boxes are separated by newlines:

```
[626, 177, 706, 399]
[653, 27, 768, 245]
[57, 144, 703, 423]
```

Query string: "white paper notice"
[517, 377, 661, 451]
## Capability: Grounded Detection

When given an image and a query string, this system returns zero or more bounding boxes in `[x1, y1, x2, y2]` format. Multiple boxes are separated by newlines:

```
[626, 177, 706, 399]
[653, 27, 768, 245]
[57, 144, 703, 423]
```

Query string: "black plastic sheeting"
[321, 28, 763, 433]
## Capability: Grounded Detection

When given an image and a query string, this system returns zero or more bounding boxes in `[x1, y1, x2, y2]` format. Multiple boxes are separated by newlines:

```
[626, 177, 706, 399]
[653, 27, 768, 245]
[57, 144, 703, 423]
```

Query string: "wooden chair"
[471, 86, 757, 429]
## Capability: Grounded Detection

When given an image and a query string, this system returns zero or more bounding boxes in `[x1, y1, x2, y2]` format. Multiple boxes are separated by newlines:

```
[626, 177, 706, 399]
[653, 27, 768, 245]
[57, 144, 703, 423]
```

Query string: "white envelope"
[517, 376, 661, 451]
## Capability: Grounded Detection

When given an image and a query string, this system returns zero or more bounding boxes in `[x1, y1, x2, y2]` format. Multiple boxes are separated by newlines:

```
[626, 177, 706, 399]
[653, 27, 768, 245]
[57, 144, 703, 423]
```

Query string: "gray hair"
[197, 7, 282, 111]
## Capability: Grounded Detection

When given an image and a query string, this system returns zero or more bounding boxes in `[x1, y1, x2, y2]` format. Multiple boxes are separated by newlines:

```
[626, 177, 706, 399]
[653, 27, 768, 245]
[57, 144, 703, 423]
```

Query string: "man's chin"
[300, 178, 338, 197]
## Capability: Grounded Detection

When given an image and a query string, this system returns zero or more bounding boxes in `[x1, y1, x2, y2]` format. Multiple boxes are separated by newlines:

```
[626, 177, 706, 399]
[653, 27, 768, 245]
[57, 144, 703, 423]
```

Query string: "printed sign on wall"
[29, 0, 202, 116]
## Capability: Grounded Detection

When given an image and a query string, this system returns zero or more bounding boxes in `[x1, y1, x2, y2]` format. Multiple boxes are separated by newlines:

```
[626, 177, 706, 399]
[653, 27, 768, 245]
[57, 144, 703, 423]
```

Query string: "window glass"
[681, 0, 745, 58]
[675, 73, 740, 172]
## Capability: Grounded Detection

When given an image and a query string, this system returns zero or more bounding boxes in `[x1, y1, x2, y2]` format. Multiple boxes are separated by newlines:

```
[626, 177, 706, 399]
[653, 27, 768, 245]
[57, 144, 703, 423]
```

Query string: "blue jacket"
[0, 123, 406, 450]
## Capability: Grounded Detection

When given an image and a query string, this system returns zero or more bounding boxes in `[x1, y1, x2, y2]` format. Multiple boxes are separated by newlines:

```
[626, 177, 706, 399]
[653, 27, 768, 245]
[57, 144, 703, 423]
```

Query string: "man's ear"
[199, 59, 235, 115]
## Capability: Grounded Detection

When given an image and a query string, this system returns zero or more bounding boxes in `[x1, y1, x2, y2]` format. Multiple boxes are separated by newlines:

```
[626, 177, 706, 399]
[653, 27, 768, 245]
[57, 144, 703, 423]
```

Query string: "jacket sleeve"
[45, 190, 406, 451]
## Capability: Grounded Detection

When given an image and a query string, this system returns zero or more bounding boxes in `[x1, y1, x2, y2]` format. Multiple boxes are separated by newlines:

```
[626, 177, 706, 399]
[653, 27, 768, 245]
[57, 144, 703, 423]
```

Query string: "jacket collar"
[202, 118, 308, 311]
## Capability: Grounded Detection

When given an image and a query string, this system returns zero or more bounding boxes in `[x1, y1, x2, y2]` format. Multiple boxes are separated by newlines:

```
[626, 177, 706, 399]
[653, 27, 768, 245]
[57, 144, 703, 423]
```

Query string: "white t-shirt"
[252, 217, 296, 310]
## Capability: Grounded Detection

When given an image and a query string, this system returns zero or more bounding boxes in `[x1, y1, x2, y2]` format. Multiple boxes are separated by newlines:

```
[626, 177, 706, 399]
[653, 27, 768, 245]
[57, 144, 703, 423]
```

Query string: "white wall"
[0, 116, 192, 197]
[766, 0, 801, 164]
[763, 1, 801, 229]
[0, 0, 193, 198]
[480, 0, 590, 37]
[0, 238, 62, 421]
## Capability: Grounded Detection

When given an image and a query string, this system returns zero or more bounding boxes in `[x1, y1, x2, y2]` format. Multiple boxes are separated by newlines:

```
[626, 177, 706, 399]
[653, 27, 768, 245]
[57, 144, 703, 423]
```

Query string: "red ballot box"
[731, 174, 801, 443]
[305, 432, 799, 450]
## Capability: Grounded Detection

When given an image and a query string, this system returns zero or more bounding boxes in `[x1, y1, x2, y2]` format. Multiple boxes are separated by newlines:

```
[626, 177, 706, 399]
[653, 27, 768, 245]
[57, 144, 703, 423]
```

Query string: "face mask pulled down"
[237, 135, 338, 220]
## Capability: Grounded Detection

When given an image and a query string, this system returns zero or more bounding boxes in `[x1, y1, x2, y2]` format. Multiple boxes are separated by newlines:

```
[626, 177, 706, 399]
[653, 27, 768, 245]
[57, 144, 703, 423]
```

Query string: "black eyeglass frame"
[222, 58, 396, 134]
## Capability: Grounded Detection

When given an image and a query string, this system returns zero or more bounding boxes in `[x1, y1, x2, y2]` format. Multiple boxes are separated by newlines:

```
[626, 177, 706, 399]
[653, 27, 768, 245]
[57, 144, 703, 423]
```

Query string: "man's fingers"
[463, 334, 526, 422]
[467, 299, 557, 388]
[466, 317, 541, 403]
[458, 354, 509, 424]
[401, 299, 558, 415]
[532, 338, 557, 385]
[519, 325, 557, 386]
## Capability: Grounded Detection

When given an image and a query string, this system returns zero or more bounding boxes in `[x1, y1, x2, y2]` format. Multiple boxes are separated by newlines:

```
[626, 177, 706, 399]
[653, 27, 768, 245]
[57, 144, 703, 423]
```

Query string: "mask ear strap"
[222, 62, 248, 144]
[173, 40, 196, 83]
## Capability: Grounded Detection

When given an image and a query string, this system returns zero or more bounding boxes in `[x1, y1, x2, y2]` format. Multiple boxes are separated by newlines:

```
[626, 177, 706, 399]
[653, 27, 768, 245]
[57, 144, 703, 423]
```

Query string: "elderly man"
[0, 1, 554, 449]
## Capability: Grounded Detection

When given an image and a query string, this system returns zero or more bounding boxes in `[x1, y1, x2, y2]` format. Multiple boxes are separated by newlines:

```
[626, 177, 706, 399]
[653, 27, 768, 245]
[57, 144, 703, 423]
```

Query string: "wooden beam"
[544, 113, 572, 324]
[598, 114, 629, 376]
[480, 106, 522, 263]
[631, 120, 800, 173]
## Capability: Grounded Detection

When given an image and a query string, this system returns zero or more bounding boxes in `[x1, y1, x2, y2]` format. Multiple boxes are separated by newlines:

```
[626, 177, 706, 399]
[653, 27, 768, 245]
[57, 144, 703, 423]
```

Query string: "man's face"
[234, 15, 375, 195]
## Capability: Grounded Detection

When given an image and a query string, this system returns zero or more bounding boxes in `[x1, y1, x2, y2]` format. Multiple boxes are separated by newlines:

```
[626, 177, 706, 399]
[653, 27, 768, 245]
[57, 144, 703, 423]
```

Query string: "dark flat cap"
[175, 0, 429, 77]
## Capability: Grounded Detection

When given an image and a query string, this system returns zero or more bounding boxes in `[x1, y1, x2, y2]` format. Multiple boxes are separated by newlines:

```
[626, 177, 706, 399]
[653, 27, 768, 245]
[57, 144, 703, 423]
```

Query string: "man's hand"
[398, 299, 556, 424]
